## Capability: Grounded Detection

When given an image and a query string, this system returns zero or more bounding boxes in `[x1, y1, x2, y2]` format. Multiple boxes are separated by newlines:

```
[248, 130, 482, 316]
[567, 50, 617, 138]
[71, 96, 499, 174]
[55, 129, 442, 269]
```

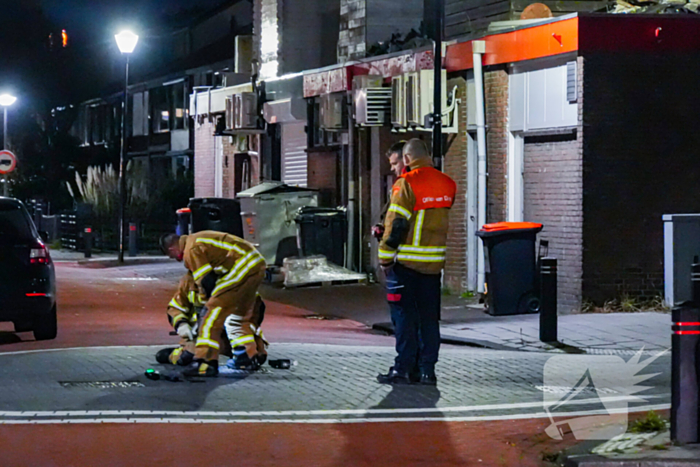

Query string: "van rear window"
[0, 204, 34, 240]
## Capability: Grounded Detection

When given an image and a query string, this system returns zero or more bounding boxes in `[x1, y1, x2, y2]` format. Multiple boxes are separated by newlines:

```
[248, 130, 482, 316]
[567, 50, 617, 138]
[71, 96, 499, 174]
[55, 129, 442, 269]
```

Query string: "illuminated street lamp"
[114, 30, 138, 263]
[0, 93, 17, 197]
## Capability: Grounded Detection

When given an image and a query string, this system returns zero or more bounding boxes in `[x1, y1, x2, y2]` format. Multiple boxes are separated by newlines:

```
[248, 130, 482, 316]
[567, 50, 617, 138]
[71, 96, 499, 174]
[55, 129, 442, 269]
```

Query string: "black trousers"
[385, 263, 441, 374]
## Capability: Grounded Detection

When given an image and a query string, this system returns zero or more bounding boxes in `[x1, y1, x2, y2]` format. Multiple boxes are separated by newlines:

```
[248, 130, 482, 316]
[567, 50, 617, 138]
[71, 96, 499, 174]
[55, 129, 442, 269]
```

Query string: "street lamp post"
[115, 30, 138, 263]
[0, 93, 17, 197]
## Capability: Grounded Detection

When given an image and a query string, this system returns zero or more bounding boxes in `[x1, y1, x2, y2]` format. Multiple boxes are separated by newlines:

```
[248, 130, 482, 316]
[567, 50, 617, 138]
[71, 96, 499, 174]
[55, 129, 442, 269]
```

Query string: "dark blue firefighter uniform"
[385, 263, 442, 375]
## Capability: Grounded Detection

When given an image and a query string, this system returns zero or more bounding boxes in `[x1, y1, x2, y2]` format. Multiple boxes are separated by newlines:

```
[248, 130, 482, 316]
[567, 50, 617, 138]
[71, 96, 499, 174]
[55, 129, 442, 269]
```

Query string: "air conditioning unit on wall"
[394, 70, 458, 133]
[224, 92, 257, 130]
[405, 72, 420, 126]
[391, 75, 406, 128]
[354, 88, 392, 126]
[320, 93, 346, 130]
[411, 70, 448, 129]
[225, 96, 234, 130]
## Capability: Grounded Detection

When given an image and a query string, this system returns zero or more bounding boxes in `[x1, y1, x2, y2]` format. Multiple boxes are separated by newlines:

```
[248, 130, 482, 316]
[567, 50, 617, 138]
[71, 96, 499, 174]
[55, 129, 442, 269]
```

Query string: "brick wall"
[254, 0, 280, 79]
[255, 0, 339, 77]
[339, 0, 367, 62]
[521, 57, 584, 313]
[581, 52, 700, 303]
[485, 68, 508, 223]
[444, 76, 469, 294]
[194, 121, 216, 198]
[523, 134, 583, 313]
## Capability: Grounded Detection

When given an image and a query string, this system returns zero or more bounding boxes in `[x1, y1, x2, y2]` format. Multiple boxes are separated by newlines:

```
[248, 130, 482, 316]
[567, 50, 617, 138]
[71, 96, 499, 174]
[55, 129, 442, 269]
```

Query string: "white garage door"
[281, 122, 308, 187]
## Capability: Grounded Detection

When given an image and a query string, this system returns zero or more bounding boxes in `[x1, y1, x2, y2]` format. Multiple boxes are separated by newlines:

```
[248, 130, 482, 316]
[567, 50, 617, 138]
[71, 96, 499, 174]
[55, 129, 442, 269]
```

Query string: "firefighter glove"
[176, 322, 194, 341]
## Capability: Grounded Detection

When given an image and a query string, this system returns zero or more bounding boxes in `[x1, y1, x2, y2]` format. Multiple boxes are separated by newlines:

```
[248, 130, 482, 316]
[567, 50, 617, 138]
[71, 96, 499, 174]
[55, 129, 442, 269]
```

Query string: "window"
[89, 105, 105, 144]
[150, 82, 187, 134]
[0, 204, 34, 241]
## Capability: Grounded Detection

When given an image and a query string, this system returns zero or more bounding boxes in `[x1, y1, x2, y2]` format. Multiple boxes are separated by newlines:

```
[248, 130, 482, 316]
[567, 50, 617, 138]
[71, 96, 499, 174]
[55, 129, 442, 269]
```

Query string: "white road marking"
[0, 404, 671, 425]
[0, 394, 669, 419]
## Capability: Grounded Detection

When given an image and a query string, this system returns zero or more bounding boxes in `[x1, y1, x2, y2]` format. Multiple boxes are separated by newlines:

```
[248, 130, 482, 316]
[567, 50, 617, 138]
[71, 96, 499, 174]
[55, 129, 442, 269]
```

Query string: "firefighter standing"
[377, 138, 456, 385]
[162, 230, 267, 377]
[371, 141, 407, 241]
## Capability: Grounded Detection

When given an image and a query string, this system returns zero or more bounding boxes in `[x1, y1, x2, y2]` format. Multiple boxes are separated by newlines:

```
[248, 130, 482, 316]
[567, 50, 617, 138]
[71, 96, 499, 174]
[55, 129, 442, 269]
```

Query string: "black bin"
[295, 207, 347, 266]
[188, 198, 243, 237]
[476, 222, 543, 316]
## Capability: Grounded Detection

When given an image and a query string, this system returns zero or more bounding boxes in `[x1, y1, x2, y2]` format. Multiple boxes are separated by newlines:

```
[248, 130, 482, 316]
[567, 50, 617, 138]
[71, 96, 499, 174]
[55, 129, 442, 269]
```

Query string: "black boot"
[182, 359, 219, 377]
[155, 347, 177, 364]
[377, 367, 411, 385]
[176, 350, 194, 366]
[419, 370, 437, 386]
[229, 346, 262, 371]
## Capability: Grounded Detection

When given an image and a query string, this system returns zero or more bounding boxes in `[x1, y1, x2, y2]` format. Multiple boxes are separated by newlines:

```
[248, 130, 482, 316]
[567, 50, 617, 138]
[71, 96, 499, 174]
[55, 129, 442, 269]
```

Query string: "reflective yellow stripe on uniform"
[196, 338, 220, 349]
[412, 210, 425, 246]
[188, 291, 196, 305]
[212, 253, 265, 295]
[378, 249, 397, 260]
[388, 204, 412, 220]
[171, 313, 188, 327]
[200, 306, 222, 339]
[193, 264, 213, 280]
[231, 335, 255, 347]
[169, 299, 188, 313]
[195, 238, 246, 254]
[398, 245, 446, 254]
[396, 253, 446, 263]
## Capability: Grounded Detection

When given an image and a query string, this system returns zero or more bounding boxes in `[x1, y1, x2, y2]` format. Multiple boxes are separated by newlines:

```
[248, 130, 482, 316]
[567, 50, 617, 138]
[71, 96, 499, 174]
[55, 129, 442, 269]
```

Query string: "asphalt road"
[0, 262, 672, 467]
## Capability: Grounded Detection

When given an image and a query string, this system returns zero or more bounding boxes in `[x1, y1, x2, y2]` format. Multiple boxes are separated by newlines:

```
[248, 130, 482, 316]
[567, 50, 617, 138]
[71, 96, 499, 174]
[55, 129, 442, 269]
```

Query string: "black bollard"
[84, 226, 92, 259]
[539, 257, 557, 343]
[671, 262, 700, 444]
[129, 223, 138, 257]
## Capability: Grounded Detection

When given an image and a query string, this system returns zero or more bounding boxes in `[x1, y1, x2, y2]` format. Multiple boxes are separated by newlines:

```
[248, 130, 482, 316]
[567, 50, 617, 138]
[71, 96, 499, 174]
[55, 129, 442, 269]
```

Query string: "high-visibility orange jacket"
[378, 159, 457, 275]
[166, 272, 202, 330]
[178, 231, 266, 299]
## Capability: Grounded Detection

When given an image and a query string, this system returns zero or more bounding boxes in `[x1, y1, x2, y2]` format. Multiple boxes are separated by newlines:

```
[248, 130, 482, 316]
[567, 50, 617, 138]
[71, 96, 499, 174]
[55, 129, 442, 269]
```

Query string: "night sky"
[41, 0, 229, 42]
[0, 0, 233, 107]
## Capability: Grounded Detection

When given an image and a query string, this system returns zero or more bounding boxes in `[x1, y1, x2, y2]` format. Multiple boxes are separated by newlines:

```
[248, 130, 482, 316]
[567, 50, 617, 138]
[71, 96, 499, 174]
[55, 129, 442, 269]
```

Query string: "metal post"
[3, 107, 8, 197]
[671, 262, 700, 444]
[84, 226, 92, 259]
[539, 257, 558, 343]
[346, 91, 356, 271]
[118, 55, 130, 264]
[129, 222, 138, 257]
[432, 0, 444, 165]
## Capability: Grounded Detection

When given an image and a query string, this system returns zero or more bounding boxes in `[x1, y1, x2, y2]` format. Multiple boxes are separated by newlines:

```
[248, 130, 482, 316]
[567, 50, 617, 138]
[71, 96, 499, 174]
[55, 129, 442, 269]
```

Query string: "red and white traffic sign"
[0, 150, 17, 174]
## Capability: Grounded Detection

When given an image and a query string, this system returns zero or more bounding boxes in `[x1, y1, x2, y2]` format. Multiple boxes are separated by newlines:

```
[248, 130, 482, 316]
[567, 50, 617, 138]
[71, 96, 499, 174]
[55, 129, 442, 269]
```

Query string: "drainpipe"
[473, 40, 487, 294]
[346, 91, 356, 271]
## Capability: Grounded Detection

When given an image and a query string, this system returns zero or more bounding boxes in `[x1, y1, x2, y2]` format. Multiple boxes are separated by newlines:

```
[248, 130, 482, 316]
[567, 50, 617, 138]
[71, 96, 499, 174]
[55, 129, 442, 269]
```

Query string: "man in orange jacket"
[377, 138, 456, 385]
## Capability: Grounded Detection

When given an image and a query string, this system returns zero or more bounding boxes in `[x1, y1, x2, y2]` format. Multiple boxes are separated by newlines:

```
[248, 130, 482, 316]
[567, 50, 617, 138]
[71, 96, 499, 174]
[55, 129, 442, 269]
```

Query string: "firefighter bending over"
[162, 230, 267, 377]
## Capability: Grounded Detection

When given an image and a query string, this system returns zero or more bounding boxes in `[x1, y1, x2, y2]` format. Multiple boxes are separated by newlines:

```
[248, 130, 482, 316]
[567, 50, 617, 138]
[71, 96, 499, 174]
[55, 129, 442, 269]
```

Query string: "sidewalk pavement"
[562, 429, 700, 466]
[49, 248, 170, 268]
[261, 283, 671, 354]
